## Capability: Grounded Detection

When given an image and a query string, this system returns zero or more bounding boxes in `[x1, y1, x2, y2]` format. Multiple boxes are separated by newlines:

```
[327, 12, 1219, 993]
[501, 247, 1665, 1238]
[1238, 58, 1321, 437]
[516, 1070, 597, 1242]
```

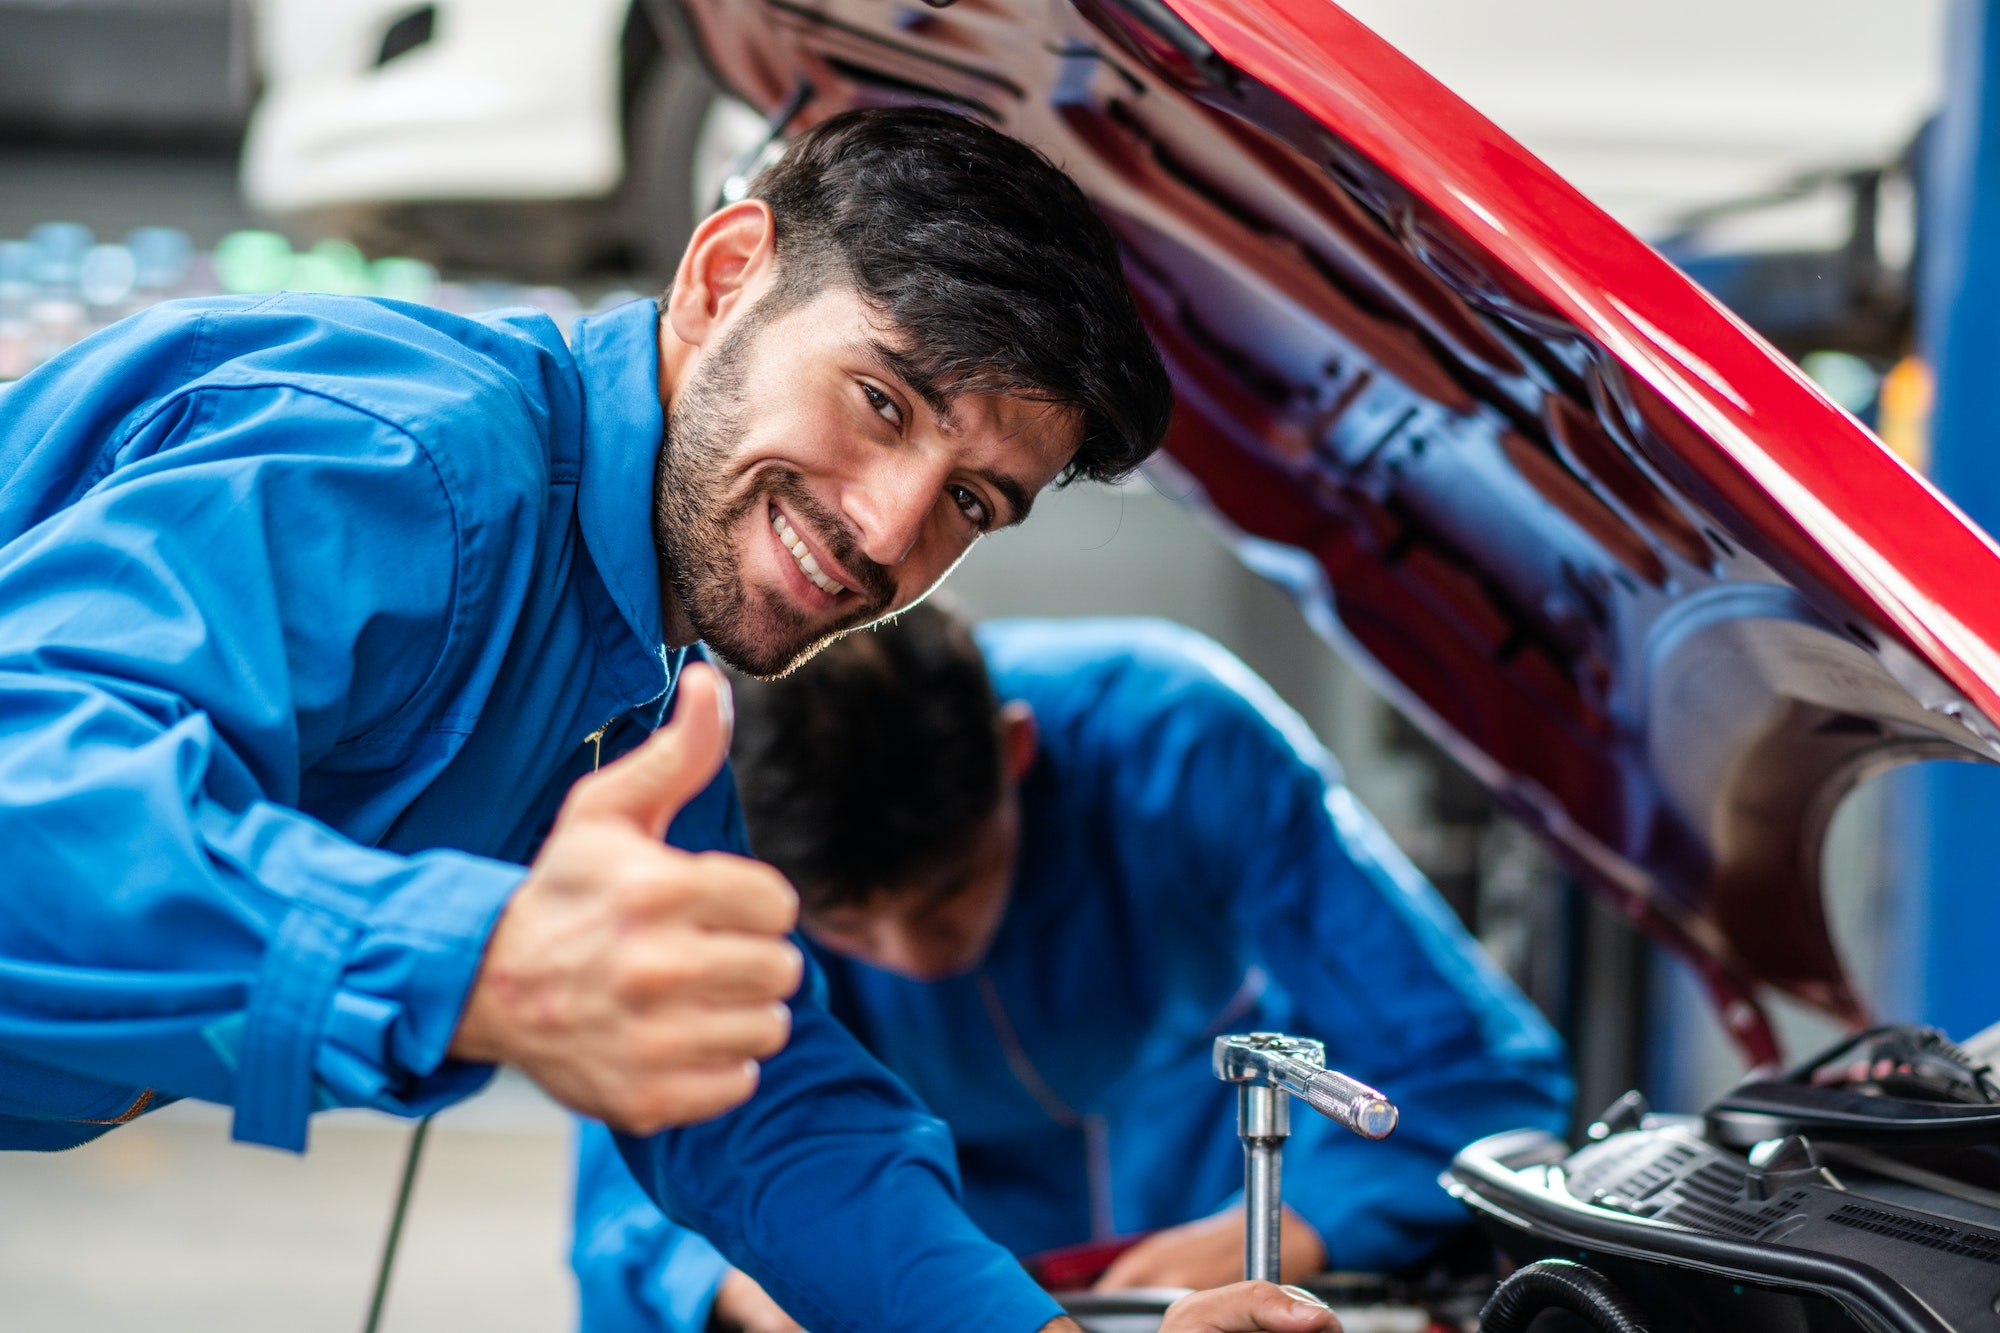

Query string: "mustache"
[761, 469, 897, 607]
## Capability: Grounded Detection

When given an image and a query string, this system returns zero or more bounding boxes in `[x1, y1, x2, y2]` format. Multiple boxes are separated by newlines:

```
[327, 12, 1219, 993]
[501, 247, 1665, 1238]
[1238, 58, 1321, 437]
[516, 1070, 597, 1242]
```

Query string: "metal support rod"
[1239, 1082, 1289, 1283]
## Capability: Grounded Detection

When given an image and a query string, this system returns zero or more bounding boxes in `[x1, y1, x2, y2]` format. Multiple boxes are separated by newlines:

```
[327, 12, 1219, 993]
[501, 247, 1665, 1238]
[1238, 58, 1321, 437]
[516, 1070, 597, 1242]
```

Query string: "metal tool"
[1213, 1032, 1399, 1283]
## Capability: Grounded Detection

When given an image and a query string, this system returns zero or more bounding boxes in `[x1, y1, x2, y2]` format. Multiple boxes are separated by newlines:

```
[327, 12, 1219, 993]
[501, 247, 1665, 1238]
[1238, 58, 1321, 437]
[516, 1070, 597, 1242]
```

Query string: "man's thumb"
[568, 663, 733, 837]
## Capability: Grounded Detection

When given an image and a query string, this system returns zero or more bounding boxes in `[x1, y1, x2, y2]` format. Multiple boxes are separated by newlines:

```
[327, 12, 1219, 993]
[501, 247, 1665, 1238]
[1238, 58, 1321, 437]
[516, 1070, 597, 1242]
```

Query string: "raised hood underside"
[681, 0, 2000, 1062]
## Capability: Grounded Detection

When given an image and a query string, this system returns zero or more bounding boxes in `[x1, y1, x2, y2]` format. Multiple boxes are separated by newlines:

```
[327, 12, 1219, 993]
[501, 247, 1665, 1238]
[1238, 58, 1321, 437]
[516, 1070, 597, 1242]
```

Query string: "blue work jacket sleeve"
[614, 952, 1065, 1333]
[0, 376, 525, 1151]
[1107, 656, 1572, 1270]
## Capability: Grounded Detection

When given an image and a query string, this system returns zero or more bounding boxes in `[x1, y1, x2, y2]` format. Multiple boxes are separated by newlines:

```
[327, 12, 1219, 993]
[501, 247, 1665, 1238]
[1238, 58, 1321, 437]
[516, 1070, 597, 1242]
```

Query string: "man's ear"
[662, 199, 779, 351]
[999, 700, 1038, 782]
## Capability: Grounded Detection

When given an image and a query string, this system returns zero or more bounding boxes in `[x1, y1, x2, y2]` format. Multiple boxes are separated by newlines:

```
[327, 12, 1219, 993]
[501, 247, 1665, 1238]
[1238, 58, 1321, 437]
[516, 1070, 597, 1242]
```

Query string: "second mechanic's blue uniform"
[574, 618, 1572, 1332]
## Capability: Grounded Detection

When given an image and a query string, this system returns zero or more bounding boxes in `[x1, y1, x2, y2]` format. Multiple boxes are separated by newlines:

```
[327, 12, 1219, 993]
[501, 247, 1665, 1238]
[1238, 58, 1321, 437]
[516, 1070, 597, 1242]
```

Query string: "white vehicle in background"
[242, 0, 765, 282]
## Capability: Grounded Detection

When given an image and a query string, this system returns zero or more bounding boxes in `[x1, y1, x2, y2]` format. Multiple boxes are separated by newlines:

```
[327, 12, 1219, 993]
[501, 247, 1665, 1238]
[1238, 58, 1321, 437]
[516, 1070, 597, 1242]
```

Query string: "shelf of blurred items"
[0, 224, 629, 383]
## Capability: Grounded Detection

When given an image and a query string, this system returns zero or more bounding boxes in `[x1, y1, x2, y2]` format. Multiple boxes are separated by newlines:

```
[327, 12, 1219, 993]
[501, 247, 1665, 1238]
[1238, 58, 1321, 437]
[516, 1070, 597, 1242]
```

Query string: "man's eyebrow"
[861, 337, 957, 428]
[981, 470, 1035, 528]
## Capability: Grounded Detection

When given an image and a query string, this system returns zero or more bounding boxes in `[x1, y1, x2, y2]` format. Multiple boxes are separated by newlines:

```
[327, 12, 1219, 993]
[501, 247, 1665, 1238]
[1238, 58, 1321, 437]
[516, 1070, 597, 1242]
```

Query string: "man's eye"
[860, 382, 901, 427]
[949, 484, 990, 529]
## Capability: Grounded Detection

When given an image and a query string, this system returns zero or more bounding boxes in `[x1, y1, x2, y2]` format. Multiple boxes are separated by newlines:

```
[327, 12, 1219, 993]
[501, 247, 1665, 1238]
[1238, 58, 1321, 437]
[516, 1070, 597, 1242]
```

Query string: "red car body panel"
[680, 0, 2000, 1063]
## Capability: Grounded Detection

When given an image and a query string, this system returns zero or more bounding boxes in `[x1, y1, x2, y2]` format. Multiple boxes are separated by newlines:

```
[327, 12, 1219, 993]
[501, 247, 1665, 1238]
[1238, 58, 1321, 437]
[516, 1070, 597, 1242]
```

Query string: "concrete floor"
[0, 1076, 575, 1332]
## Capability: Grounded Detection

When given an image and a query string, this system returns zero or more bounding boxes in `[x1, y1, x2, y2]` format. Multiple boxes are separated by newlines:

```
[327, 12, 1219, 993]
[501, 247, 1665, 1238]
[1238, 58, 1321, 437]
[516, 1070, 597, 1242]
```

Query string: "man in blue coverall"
[572, 604, 1571, 1333]
[0, 107, 1343, 1333]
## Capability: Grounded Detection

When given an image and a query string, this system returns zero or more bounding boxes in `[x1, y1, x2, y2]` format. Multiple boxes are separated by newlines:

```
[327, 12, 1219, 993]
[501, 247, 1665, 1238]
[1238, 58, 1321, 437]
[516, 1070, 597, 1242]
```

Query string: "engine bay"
[1448, 1024, 2000, 1333]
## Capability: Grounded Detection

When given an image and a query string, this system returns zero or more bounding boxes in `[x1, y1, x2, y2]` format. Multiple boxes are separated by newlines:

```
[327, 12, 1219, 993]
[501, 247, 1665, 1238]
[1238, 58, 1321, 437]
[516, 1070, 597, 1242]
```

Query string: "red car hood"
[683, 0, 2000, 1062]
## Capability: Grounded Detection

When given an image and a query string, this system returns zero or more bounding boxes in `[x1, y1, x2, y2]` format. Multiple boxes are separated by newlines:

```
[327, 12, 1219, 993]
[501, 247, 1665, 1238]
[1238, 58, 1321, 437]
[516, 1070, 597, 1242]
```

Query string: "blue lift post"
[1898, 0, 2000, 1038]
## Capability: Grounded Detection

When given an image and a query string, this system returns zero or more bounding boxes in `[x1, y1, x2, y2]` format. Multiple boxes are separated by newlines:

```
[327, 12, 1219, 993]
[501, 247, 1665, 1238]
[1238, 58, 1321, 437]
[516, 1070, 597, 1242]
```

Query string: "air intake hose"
[1477, 1259, 1652, 1333]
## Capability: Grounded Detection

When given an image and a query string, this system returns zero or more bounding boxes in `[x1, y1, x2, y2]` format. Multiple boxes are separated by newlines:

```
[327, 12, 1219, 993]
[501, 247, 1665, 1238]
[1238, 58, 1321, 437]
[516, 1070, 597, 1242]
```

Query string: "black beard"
[652, 321, 896, 678]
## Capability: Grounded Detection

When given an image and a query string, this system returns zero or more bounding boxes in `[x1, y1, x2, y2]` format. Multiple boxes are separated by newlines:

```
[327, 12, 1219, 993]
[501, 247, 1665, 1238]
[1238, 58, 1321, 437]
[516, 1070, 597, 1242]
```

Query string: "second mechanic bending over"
[574, 604, 1571, 1332]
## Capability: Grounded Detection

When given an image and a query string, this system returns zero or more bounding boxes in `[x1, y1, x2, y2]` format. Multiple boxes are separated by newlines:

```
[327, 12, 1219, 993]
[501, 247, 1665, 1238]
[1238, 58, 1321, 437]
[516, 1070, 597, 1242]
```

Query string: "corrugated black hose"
[1477, 1259, 1653, 1333]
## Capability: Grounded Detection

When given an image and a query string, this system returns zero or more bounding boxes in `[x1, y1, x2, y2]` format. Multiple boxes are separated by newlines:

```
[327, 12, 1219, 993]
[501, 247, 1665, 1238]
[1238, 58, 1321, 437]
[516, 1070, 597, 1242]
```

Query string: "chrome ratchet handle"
[1296, 1066, 1398, 1140]
[1216, 1034, 1400, 1138]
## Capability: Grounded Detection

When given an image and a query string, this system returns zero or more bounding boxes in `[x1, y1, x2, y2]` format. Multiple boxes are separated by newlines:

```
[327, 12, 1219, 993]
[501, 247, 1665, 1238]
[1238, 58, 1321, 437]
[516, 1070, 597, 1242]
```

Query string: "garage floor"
[0, 1077, 576, 1332]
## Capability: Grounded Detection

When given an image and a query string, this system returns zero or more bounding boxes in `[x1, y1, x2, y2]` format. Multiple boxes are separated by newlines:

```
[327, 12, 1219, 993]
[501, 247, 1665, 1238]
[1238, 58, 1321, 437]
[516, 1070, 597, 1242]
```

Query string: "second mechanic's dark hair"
[737, 105, 1171, 485]
[731, 601, 1004, 910]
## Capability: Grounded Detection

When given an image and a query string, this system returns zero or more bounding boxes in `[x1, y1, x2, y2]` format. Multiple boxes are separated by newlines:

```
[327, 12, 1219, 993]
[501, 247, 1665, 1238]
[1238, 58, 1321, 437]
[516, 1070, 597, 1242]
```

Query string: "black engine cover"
[1448, 1027, 2000, 1333]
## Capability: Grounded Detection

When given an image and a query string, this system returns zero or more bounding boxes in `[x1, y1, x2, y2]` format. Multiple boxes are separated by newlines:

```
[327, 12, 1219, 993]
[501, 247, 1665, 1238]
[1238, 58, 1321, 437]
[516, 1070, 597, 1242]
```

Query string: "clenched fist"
[1097, 1205, 1325, 1291]
[451, 664, 804, 1133]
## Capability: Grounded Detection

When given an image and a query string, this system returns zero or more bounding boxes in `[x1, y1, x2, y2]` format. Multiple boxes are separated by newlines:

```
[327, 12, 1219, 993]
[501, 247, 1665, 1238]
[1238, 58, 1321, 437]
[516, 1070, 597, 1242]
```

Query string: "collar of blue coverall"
[570, 296, 669, 667]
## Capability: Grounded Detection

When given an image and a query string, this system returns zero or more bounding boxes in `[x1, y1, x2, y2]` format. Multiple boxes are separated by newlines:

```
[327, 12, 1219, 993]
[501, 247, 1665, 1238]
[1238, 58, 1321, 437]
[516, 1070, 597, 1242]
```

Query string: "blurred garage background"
[0, 1, 1951, 1329]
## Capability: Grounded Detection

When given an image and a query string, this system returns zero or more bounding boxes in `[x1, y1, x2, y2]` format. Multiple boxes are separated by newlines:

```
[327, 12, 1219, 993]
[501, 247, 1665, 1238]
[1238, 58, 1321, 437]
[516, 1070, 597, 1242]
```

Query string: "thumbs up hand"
[451, 665, 804, 1134]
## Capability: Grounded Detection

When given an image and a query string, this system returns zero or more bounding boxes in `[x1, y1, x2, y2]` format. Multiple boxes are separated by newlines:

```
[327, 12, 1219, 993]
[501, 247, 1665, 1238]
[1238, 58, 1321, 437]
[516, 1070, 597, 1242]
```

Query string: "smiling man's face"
[653, 216, 1078, 678]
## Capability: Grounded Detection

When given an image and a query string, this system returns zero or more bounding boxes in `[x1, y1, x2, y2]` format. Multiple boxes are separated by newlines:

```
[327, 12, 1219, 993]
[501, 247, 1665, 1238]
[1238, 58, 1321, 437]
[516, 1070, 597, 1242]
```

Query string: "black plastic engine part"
[1709, 1025, 2000, 1149]
[1477, 1260, 1650, 1333]
[1587, 1090, 1652, 1141]
[1803, 1027, 2000, 1105]
[1448, 1121, 1994, 1330]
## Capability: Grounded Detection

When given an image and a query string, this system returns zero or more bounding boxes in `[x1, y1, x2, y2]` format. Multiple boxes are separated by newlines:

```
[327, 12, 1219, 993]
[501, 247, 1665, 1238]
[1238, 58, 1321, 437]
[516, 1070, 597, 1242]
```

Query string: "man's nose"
[869, 922, 949, 982]
[842, 456, 947, 569]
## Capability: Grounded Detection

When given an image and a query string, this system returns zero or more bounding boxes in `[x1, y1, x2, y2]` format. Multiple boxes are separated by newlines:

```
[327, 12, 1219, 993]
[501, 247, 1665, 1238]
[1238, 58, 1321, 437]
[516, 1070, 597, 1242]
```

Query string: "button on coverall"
[572, 618, 1571, 1331]
[0, 294, 1062, 1333]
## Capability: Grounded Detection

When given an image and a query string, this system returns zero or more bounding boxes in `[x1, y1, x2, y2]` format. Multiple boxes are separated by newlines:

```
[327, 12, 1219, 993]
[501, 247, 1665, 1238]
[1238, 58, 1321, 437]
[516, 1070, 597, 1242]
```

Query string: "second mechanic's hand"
[712, 1269, 805, 1333]
[1159, 1283, 1338, 1333]
[451, 664, 804, 1134]
[1096, 1206, 1326, 1291]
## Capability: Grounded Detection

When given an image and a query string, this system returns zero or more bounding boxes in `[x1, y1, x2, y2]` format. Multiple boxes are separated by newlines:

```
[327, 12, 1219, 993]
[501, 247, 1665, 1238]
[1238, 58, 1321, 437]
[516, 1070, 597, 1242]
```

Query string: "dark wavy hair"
[736, 105, 1172, 484]
[730, 601, 1002, 909]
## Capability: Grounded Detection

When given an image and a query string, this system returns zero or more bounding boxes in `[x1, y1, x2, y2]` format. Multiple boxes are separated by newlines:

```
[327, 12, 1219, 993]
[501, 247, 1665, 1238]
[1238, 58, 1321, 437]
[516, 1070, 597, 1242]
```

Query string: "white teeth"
[769, 508, 846, 597]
